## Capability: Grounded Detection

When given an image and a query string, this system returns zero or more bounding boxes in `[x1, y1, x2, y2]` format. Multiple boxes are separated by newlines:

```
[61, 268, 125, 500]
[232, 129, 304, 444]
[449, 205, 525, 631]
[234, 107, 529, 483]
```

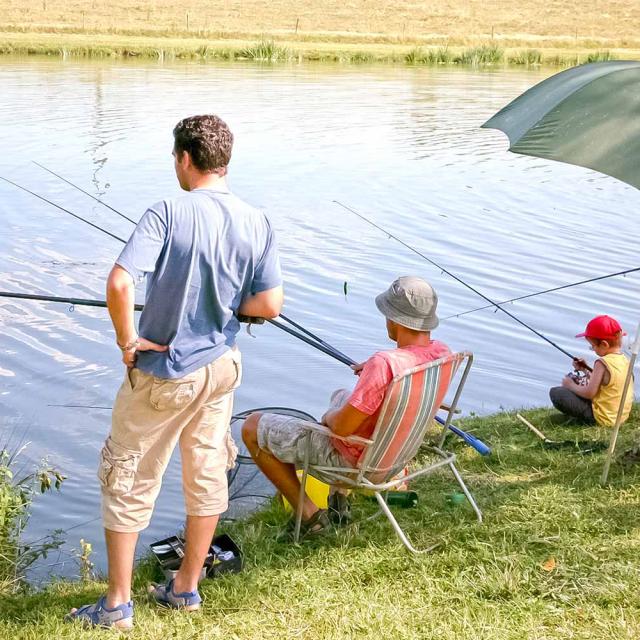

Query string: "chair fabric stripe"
[359, 353, 465, 483]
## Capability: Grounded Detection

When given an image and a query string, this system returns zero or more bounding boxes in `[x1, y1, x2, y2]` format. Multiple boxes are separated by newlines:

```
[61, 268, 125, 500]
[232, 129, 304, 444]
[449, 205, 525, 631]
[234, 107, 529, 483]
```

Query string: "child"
[549, 315, 634, 426]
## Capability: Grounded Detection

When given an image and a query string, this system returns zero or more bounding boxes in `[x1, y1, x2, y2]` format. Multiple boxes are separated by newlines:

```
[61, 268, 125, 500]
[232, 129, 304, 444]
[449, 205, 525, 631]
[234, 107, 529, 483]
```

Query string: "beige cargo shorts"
[99, 349, 241, 533]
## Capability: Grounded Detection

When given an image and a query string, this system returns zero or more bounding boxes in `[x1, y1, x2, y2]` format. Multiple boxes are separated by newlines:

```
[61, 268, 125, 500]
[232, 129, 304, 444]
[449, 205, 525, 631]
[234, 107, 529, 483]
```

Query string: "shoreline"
[2, 404, 640, 637]
[1, 31, 639, 66]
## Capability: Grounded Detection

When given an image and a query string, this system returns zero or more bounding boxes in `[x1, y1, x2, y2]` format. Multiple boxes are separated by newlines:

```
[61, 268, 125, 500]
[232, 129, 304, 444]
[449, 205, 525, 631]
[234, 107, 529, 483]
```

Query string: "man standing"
[68, 115, 283, 629]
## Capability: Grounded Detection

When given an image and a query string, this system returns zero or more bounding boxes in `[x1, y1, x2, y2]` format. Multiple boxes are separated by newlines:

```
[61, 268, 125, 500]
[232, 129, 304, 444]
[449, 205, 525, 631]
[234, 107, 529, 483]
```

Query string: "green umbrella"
[483, 61, 640, 485]
[482, 61, 640, 189]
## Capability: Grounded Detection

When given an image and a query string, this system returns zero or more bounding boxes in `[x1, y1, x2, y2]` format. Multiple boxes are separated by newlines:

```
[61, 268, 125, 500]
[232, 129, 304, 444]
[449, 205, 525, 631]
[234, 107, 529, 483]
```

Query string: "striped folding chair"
[293, 351, 482, 553]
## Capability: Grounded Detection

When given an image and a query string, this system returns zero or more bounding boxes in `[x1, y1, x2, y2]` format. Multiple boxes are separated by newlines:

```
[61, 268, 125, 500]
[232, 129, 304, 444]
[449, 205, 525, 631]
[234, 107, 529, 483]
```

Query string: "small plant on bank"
[455, 44, 504, 65]
[405, 46, 451, 65]
[0, 445, 66, 593]
[509, 49, 542, 65]
[76, 538, 95, 582]
[585, 50, 616, 63]
[238, 40, 292, 61]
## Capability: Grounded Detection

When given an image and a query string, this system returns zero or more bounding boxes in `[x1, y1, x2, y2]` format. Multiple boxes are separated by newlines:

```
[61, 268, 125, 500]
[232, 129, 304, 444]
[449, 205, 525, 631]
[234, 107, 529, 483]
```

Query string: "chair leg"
[294, 436, 312, 543]
[449, 462, 483, 523]
[373, 492, 439, 554]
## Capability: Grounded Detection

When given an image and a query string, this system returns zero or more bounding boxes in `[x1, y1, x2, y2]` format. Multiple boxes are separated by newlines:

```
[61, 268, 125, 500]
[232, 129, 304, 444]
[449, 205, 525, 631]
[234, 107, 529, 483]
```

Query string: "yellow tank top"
[593, 353, 634, 426]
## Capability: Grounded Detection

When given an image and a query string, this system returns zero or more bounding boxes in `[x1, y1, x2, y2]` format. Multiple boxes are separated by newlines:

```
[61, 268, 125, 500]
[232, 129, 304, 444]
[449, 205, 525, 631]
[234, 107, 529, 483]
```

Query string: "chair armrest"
[296, 422, 374, 446]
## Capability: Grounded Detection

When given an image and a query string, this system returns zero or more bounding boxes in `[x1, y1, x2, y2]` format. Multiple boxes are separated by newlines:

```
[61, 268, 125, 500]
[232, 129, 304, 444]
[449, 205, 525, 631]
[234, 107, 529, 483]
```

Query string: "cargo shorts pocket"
[149, 378, 196, 411]
[226, 429, 238, 471]
[97, 437, 141, 495]
[226, 350, 243, 394]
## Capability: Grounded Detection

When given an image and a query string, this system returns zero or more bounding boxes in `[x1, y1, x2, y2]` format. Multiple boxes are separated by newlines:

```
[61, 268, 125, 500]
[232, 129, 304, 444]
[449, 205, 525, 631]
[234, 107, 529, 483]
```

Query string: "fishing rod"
[269, 316, 356, 366]
[278, 312, 355, 365]
[443, 265, 640, 321]
[13, 171, 353, 364]
[334, 200, 580, 362]
[0, 175, 126, 244]
[0, 291, 142, 312]
[0, 176, 354, 365]
[0, 290, 353, 367]
[33, 161, 137, 225]
[4, 173, 353, 361]
[2, 178, 491, 456]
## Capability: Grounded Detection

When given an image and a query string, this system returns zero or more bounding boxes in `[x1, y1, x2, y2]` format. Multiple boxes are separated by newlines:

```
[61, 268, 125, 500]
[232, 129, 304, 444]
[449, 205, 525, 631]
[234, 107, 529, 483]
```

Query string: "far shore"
[1, 30, 640, 67]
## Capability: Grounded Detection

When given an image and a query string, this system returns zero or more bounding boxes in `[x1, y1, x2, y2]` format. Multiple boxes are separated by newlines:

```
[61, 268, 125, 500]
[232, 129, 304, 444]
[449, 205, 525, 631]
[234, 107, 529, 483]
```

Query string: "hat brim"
[575, 331, 627, 339]
[375, 292, 439, 332]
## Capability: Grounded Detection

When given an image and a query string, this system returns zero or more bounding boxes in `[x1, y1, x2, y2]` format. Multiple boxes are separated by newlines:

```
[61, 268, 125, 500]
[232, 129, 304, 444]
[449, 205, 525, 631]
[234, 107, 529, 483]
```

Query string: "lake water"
[0, 57, 638, 580]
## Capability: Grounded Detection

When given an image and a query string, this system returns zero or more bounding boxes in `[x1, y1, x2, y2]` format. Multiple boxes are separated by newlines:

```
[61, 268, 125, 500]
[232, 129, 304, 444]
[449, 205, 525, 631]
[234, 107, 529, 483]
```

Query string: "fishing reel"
[567, 369, 590, 386]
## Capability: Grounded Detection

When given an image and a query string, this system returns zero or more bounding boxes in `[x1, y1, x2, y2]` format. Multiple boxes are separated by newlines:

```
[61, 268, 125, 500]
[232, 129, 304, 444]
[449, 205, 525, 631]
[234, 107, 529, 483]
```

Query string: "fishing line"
[444, 265, 640, 321]
[33, 161, 137, 225]
[334, 199, 579, 362]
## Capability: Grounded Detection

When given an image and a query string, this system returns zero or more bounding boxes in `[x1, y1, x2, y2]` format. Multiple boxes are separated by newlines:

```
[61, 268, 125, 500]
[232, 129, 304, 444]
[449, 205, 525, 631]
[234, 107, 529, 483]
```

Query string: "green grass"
[237, 40, 292, 61]
[405, 46, 452, 65]
[2, 405, 640, 638]
[508, 49, 543, 65]
[454, 44, 505, 65]
[585, 50, 617, 63]
[0, 33, 636, 67]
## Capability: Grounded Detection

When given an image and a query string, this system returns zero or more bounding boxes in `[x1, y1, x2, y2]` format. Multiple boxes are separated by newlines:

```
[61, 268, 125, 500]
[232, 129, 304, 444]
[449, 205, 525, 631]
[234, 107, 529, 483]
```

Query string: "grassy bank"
[1, 31, 638, 67]
[2, 406, 640, 639]
[3, 0, 640, 66]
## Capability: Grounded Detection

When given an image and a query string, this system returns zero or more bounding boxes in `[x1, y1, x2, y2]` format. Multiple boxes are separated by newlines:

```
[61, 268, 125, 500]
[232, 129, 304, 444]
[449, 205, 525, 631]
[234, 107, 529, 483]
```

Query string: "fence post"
[295, 18, 299, 34]
[186, 11, 190, 31]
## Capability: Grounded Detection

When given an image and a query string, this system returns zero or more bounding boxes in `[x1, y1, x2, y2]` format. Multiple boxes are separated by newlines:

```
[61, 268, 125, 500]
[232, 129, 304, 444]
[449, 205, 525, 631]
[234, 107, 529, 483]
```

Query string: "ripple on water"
[1, 58, 639, 578]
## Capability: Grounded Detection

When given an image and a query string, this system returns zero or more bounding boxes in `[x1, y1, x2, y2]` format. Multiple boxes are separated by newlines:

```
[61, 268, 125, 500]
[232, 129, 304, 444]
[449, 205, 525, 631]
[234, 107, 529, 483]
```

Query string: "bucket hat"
[375, 276, 439, 331]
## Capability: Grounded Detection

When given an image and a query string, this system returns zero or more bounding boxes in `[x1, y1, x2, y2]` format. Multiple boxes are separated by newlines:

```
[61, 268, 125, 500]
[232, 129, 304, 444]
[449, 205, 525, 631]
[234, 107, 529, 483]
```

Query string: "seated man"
[242, 276, 450, 537]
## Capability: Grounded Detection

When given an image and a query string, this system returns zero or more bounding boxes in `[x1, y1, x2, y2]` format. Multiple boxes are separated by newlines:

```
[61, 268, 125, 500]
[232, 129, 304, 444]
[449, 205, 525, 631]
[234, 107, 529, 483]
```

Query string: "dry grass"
[2, 0, 640, 65]
[1, 0, 640, 50]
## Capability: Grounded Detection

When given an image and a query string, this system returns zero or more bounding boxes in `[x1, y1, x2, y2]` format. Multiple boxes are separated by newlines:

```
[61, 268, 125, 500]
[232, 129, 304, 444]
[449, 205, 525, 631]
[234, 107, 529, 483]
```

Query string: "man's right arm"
[237, 285, 283, 319]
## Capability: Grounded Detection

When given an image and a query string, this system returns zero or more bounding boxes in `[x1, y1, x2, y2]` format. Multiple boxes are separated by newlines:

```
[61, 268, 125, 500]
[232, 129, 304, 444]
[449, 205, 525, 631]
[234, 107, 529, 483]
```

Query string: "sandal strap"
[150, 579, 202, 609]
[67, 596, 134, 628]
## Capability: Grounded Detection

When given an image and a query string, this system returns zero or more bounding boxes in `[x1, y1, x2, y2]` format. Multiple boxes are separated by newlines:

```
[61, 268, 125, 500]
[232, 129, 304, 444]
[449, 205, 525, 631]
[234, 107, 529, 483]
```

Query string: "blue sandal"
[65, 596, 134, 630]
[148, 579, 202, 611]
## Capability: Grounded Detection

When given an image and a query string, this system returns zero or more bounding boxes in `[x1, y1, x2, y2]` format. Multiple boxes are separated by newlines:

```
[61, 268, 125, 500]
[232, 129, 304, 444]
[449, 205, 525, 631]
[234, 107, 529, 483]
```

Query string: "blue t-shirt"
[116, 186, 282, 379]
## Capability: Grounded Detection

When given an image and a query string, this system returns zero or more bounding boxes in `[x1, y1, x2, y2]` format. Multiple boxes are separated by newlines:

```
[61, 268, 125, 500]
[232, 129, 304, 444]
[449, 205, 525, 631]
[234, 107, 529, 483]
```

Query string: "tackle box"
[150, 533, 242, 581]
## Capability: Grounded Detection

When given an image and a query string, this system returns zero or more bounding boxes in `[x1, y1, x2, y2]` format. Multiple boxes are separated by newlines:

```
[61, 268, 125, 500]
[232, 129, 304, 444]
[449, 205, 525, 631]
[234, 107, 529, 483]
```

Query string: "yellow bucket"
[282, 471, 330, 511]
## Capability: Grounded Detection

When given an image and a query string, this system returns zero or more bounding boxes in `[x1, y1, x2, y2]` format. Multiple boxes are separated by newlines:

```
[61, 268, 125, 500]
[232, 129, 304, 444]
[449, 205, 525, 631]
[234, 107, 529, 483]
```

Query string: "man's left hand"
[122, 337, 168, 368]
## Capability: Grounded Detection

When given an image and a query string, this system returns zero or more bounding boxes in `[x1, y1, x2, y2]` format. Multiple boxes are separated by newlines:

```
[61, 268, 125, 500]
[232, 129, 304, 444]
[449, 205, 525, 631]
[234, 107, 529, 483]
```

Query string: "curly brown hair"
[173, 115, 234, 173]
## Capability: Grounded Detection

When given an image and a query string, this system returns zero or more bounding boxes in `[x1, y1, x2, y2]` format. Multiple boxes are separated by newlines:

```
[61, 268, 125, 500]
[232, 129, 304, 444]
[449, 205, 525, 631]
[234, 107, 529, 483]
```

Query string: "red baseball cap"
[575, 315, 626, 340]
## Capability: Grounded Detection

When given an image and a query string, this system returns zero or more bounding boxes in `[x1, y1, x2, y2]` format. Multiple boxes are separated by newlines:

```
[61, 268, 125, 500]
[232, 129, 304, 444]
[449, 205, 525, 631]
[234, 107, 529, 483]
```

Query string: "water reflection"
[0, 58, 638, 579]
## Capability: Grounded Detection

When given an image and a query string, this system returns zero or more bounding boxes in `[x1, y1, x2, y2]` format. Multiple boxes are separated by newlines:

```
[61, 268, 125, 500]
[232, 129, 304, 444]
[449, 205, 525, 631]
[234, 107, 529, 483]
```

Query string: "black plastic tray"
[150, 532, 242, 579]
